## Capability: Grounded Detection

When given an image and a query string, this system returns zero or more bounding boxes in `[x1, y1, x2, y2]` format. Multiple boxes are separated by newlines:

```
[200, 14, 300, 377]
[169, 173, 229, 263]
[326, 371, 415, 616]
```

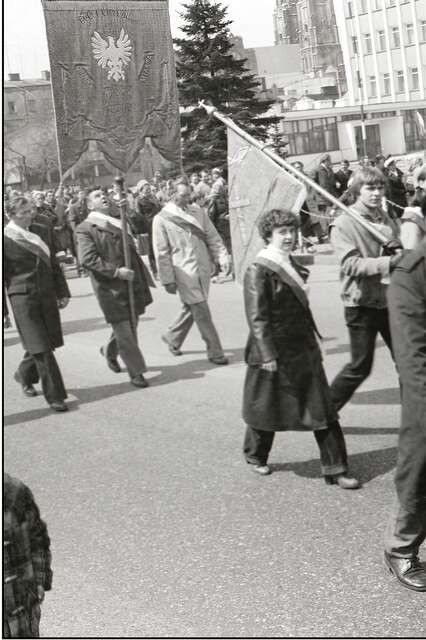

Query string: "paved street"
[4, 252, 425, 638]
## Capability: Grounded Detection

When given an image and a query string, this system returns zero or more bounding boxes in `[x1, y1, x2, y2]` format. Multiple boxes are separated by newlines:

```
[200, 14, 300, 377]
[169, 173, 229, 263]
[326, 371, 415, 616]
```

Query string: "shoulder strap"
[160, 210, 207, 243]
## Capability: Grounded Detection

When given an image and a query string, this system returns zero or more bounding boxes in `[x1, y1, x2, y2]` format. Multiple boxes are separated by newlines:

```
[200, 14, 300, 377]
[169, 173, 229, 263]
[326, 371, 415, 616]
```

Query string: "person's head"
[87, 189, 112, 215]
[342, 159, 350, 170]
[77, 189, 87, 202]
[320, 154, 331, 168]
[384, 156, 395, 171]
[137, 180, 151, 197]
[415, 165, 426, 192]
[200, 170, 210, 183]
[190, 172, 200, 185]
[45, 190, 55, 205]
[174, 182, 192, 210]
[349, 167, 385, 209]
[291, 161, 304, 173]
[8, 196, 33, 228]
[33, 191, 45, 207]
[212, 167, 223, 180]
[258, 208, 299, 253]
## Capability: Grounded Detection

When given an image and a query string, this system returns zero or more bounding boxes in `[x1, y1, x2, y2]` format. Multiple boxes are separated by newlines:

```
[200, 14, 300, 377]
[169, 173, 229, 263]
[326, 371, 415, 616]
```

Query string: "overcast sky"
[4, 0, 275, 79]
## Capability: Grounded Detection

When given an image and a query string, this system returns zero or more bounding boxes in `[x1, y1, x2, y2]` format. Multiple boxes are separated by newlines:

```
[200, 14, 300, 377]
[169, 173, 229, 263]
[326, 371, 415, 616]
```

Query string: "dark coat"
[387, 240, 426, 512]
[335, 168, 353, 197]
[3, 473, 52, 639]
[4, 223, 70, 355]
[385, 168, 407, 217]
[317, 164, 338, 205]
[242, 261, 338, 431]
[76, 217, 153, 324]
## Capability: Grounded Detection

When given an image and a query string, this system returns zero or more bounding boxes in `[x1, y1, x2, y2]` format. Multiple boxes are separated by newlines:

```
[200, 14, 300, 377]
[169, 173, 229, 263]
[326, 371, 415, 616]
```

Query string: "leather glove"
[382, 238, 403, 256]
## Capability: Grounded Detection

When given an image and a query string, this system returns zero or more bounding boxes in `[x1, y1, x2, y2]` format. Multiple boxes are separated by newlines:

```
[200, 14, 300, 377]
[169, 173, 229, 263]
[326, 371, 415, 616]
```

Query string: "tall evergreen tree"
[174, 0, 279, 174]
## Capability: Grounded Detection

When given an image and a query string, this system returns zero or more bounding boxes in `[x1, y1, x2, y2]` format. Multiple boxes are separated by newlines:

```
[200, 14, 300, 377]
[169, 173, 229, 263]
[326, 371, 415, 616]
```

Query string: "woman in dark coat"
[242, 208, 359, 488]
[4, 196, 71, 412]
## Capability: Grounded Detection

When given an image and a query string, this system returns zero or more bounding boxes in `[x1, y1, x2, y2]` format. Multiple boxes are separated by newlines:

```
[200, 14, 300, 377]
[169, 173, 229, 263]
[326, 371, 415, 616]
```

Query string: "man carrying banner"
[4, 196, 70, 412]
[153, 181, 231, 364]
[77, 190, 153, 388]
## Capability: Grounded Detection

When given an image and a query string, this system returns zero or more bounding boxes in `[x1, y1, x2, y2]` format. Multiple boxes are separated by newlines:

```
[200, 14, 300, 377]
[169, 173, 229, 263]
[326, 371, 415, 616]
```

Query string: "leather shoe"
[324, 473, 360, 489]
[100, 347, 121, 373]
[384, 552, 426, 592]
[49, 401, 68, 412]
[131, 374, 149, 388]
[14, 372, 37, 397]
[161, 335, 182, 356]
[251, 464, 272, 476]
[208, 355, 229, 365]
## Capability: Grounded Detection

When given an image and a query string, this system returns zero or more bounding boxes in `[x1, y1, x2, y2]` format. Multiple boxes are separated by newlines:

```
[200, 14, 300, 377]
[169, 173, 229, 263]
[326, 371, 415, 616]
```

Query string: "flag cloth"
[415, 111, 426, 138]
[227, 128, 306, 283]
[42, 0, 181, 175]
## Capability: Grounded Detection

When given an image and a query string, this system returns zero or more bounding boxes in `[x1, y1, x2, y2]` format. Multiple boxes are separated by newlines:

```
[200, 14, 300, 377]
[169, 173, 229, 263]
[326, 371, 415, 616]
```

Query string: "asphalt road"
[3, 252, 425, 638]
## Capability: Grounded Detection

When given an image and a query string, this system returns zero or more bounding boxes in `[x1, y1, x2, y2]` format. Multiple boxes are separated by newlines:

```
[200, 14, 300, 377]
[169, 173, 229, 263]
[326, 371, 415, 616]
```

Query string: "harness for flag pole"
[199, 101, 390, 247]
[114, 176, 138, 341]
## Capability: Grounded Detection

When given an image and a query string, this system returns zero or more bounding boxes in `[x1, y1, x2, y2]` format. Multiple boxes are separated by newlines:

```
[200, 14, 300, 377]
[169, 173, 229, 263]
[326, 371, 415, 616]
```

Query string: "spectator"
[136, 180, 161, 278]
[335, 160, 353, 197]
[384, 157, 407, 219]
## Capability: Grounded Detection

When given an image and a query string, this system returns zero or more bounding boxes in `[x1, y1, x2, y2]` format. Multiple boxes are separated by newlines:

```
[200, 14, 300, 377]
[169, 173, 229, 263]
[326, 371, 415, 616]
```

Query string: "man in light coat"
[153, 182, 231, 364]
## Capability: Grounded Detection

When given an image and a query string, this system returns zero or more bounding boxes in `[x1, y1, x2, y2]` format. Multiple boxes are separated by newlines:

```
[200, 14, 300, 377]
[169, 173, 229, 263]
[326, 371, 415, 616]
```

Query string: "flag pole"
[199, 101, 390, 246]
[114, 176, 138, 341]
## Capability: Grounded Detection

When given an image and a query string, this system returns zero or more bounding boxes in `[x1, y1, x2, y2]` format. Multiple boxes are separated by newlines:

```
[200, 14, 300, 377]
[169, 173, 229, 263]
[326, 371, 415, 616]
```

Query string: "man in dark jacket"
[3, 473, 53, 638]
[77, 189, 154, 388]
[4, 196, 70, 412]
[335, 159, 353, 197]
[384, 239, 426, 592]
[384, 157, 407, 219]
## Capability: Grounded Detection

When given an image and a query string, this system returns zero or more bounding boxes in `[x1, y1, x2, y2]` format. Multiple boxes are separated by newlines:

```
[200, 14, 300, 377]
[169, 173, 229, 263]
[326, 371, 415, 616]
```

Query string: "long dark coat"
[387, 241, 426, 513]
[76, 217, 154, 323]
[242, 260, 338, 431]
[4, 223, 70, 355]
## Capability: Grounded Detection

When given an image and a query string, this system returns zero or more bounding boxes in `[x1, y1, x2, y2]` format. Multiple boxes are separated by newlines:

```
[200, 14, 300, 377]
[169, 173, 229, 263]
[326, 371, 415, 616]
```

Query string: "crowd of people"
[3, 156, 426, 636]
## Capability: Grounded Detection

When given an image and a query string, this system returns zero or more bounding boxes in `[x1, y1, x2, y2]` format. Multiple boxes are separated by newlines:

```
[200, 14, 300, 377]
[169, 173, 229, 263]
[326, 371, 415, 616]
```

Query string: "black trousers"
[18, 351, 67, 405]
[243, 421, 348, 476]
[330, 306, 393, 412]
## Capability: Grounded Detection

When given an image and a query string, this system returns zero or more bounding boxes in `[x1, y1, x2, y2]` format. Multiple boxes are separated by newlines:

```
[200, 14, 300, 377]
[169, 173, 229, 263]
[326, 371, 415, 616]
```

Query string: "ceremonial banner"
[42, 0, 181, 175]
[227, 128, 306, 283]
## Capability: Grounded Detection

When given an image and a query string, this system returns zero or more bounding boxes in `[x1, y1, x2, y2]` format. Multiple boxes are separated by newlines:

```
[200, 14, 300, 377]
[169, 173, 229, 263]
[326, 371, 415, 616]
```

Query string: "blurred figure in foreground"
[3, 473, 53, 638]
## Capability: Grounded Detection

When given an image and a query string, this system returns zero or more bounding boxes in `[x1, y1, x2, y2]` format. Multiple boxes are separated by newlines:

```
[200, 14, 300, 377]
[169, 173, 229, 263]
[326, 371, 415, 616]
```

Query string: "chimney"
[8, 73, 21, 81]
[41, 70, 51, 81]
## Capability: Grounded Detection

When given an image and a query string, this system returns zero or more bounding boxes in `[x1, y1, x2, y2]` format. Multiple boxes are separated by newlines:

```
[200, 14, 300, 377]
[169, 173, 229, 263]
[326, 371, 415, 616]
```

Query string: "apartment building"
[273, 0, 300, 45]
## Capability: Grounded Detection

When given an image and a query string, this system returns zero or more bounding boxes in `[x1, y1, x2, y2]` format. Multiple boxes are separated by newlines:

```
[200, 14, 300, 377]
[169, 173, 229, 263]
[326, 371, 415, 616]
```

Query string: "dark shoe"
[324, 473, 360, 489]
[100, 347, 121, 373]
[49, 401, 68, 412]
[131, 374, 149, 388]
[14, 371, 37, 397]
[161, 335, 182, 356]
[208, 355, 229, 365]
[384, 552, 426, 592]
[251, 464, 272, 476]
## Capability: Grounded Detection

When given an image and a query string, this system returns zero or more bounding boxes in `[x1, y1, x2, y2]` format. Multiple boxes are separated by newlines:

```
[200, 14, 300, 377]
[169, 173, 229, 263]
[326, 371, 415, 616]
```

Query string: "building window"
[369, 75, 377, 97]
[411, 67, 419, 91]
[405, 23, 414, 45]
[392, 26, 400, 48]
[282, 117, 339, 156]
[364, 33, 372, 53]
[373, 0, 382, 9]
[421, 20, 426, 42]
[8, 101, 16, 114]
[359, 0, 367, 12]
[377, 30, 386, 50]
[383, 72, 391, 95]
[403, 108, 426, 152]
[388, 0, 396, 6]
[396, 70, 405, 93]
[347, 1, 353, 18]
[352, 36, 359, 54]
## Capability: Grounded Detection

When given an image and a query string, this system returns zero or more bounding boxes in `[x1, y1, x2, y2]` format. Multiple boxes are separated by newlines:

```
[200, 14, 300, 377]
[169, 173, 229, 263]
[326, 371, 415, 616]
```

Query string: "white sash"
[257, 245, 308, 293]
[5, 220, 51, 260]
[87, 211, 132, 235]
[161, 202, 205, 233]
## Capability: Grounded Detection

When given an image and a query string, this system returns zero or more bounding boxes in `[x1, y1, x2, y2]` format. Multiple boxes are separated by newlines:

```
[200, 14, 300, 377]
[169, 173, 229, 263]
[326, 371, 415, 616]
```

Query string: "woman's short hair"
[8, 196, 30, 216]
[257, 208, 299, 242]
[347, 167, 385, 198]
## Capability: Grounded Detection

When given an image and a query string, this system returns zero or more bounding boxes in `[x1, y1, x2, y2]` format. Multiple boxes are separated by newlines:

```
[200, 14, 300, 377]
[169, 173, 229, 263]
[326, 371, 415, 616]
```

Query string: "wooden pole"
[199, 101, 390, 246]
[114, 176, 138, 340]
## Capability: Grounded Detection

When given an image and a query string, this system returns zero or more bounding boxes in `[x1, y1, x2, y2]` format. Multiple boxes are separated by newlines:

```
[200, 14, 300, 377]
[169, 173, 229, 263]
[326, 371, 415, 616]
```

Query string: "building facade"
[334, 0, 426, 111]
[296, 0, 347, 95]
[273, 0, 300, 45]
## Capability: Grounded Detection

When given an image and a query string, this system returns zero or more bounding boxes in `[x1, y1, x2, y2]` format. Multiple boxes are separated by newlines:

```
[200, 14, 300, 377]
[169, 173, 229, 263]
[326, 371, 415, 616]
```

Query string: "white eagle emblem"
[91, 28, 132, 82]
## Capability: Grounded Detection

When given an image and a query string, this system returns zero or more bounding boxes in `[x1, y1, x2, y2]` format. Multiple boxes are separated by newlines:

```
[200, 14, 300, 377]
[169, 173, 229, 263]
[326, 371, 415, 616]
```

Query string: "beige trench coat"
[153, 202, 229, 304]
